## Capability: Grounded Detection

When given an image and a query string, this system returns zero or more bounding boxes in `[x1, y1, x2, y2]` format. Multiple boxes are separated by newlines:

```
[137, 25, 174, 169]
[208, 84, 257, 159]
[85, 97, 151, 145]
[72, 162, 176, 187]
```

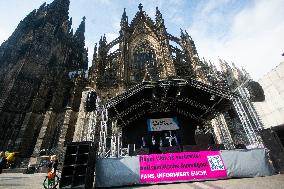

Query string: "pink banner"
[140, 151, 227, 183]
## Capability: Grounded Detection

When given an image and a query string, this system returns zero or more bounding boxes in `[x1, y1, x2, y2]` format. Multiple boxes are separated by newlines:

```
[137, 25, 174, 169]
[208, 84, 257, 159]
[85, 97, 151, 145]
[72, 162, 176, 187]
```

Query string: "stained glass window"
[131, 41, 158, 82]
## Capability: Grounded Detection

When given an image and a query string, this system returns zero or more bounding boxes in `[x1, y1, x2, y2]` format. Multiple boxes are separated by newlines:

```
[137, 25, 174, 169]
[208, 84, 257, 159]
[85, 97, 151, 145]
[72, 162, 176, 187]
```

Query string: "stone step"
[2, 167, 49, 174]
[2, 168, 26, 173]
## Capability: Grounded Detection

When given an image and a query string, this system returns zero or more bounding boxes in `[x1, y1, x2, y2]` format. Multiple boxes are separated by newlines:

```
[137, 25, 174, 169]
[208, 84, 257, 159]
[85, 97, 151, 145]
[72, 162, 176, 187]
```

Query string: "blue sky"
[0, 0, 283, 80]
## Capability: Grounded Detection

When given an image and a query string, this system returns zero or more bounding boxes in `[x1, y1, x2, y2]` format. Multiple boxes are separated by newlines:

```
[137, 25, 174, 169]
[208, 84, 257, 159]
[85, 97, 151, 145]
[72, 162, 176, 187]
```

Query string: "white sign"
[147, 117, 179, 131]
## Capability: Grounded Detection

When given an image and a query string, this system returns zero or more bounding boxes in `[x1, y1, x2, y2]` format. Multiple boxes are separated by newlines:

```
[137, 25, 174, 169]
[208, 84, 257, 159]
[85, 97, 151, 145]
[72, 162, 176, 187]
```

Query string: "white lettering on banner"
[191, 171, 207, 176]
[148, 117, 179, 131]
[141, 174, 156, 179]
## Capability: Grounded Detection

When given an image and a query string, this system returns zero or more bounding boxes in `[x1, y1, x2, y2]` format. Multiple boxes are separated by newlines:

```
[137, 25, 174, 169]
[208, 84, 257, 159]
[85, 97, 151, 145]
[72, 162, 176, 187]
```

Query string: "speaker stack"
[59, 142, 96, 189]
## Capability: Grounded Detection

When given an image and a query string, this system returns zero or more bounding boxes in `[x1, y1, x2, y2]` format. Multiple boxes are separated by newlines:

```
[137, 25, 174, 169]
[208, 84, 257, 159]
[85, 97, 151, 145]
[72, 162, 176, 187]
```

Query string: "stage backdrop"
[147, 117, 179, 131]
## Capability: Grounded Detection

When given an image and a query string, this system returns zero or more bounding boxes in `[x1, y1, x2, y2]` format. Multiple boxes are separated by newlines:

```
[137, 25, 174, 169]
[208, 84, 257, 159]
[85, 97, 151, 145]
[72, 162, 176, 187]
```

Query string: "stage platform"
[95, 148, 275, 188]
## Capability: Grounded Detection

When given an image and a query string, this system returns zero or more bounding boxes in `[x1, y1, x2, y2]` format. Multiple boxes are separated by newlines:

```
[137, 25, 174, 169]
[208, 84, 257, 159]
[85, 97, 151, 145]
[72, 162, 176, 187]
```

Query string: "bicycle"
[24, 159, 49, 174]
[43, 171, 60, 189]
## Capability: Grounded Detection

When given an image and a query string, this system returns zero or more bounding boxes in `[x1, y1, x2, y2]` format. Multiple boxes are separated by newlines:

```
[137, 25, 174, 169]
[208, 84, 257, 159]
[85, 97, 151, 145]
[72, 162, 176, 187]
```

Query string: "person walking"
[47, 155, 59, 180]
[44, 155, 59, 188]
[0, 151, 7, 174]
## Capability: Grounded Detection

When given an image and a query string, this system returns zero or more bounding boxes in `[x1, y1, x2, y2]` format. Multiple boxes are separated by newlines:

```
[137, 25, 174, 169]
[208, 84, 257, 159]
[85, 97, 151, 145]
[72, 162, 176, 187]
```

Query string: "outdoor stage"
[78, 79, 274, 188]
[97, 79, 238, 158]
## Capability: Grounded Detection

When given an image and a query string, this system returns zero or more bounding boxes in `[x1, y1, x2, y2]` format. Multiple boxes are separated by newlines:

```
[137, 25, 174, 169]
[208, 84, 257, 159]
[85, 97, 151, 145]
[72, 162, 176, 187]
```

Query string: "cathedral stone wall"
[0, 0, 88, 158]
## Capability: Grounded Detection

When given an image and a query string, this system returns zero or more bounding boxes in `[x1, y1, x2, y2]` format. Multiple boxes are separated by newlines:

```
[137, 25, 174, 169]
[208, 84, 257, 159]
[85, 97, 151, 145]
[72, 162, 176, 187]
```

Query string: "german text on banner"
[139, 151, 227, 183]
[147, 117, 179, 131]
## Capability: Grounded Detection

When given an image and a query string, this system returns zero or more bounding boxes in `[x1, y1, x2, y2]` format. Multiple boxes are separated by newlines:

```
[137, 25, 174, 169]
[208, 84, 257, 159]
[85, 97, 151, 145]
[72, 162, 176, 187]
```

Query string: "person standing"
[6, 152, 17, 169]
[0, 151, 7, 174]
[47, 155, 59, 180]
[150, 135, 160, 154]
[140, 136, 147, 148]
[162, 132, 170, 147]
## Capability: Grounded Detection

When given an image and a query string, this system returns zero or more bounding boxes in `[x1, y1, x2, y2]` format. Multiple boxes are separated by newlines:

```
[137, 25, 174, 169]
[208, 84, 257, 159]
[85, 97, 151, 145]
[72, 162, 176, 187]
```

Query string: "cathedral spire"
[122, 8, 127, 21]
[103, 34, 107, 43]
[181, 29, 198, 56]
[120, 8, 128, 32]
[180, 29, 185, 39]
[155, 7, 164, 27]
[91, 43, 98, 70]
[99, 34, 107, 47]
[48, 0, 70, 22]
[184, 30, 190, 39]
[68, 17, 72, 32]
[74, 16, 86, 46]
[38, 2, 46, 12]
[138, 3, 143, 12]
[51, 0, 70, 7]
[93, 43, 97, 60]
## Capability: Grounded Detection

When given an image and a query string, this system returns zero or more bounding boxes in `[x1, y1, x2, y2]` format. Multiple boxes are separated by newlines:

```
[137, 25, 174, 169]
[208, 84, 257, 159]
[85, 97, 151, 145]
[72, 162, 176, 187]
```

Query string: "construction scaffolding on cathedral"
[76, 78, 264, 159]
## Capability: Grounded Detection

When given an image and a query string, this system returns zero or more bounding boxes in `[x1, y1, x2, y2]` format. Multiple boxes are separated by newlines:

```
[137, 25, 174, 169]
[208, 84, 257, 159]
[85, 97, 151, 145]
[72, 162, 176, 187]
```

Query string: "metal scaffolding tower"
[98, 105, 109, 158]
[211, 114, 235, 149]
[233, 86, 263, 147]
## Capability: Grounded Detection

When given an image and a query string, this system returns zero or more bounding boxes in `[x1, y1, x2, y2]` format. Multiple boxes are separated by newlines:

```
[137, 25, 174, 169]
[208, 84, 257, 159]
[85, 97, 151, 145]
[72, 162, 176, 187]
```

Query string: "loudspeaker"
[134, 148, 149, 155]
[183, 145, 207, 152]
[86, 91, 97, 112]
[207, 144, 225, 150]
[128, 144, 136, 156]
[159, 146, 181, 153]
[106, 138, 111, 149]
[59, 142, 96, 189]
[260, 129, 284, 172]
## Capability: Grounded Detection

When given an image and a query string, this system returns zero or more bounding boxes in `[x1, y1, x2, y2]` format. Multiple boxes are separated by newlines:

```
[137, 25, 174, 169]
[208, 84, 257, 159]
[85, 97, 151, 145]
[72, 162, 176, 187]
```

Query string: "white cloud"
[112, 18, 121, 31]
[200, 0, 229, 15]
[163, 0, 185, 25]
[95, 0, 111, 5]
[189, 0, 284, 80]
[85, 40, 94, 67]
[105, 33, 119, 53]
[105, 32, 119, 43]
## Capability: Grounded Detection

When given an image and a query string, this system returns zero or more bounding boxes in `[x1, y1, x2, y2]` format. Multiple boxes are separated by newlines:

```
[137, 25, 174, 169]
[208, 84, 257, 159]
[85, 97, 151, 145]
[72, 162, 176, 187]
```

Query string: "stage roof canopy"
[105, 79, 238, 127]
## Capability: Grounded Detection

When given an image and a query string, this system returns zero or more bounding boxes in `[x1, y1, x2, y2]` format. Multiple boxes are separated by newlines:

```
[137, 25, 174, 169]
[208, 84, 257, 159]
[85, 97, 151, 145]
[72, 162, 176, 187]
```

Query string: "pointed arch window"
[131, 41, 158, 82]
